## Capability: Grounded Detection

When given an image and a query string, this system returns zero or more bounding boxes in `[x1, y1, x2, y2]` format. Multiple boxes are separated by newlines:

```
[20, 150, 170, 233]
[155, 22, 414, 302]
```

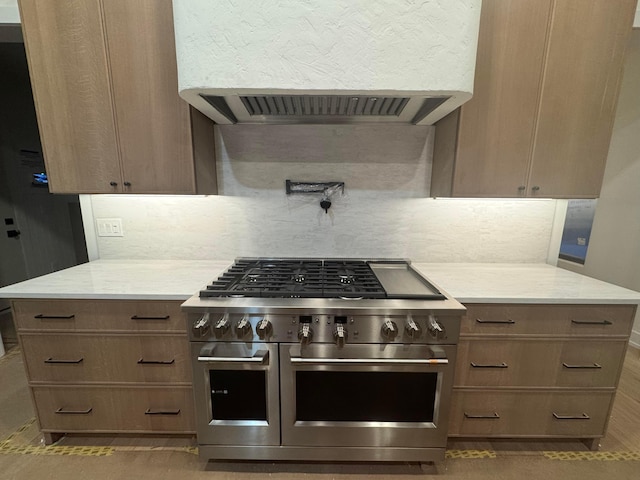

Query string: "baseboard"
[630, 329, 640, 349]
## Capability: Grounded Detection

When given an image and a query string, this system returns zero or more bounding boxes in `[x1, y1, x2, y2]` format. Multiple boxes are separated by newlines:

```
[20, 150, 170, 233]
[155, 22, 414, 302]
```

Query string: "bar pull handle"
[290, 357, 448, 365]
[475, 318, 515, 325]
[145, 409, 181, 415]
[571, 319, 612, 326]
[464, 412, 500, 419]
[553, 412, 590, 420]
[198, 350, 269, 364]
[562, 362, 602, 369]
[35, 314, 75, 319]
[137, 358, 175, 365]
[131, 315, 170, 320]
[55, 407, 92, 415]
[45, 357, 84, 364]
[470, 362, 508, 368]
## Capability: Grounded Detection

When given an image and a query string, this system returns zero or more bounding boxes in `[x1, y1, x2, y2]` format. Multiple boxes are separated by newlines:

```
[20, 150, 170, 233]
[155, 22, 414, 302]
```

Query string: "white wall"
[581, 30, 640, 347]
[88, 124, 559, 263]
[0, 0, 19, 24]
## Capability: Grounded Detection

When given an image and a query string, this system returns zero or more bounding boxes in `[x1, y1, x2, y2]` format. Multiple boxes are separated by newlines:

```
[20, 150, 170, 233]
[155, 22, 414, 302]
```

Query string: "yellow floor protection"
[543, 451, 640, 461]
[446, 450, 497, 459]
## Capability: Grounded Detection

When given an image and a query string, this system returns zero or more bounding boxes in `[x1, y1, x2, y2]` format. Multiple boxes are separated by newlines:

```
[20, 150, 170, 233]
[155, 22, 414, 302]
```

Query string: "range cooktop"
[200, 258, 446, 300]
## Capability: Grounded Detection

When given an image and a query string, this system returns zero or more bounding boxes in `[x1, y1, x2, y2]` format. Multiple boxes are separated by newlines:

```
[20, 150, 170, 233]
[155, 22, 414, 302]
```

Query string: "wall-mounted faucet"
[285, 180, 345, 214]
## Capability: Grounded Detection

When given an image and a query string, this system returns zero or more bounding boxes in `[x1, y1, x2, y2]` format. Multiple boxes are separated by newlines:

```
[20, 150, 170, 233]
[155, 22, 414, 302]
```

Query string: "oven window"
[295, 371, 437, 422]
[210, 370, 267, 421]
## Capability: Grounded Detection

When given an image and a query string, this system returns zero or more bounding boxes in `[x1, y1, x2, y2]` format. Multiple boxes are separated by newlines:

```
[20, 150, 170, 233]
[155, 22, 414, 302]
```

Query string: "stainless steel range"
[182, 258, 465, 463]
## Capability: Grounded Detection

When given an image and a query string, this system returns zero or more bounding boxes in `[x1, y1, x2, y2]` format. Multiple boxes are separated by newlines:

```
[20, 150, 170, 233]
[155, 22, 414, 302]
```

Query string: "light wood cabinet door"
[33, 385, 195, 433]
[19, 0, 122, 194]
[529, 0, 637, 198]
[101, 0, 196, 194]
[449, 390, 613, 437]
[451, 0, 552, 197]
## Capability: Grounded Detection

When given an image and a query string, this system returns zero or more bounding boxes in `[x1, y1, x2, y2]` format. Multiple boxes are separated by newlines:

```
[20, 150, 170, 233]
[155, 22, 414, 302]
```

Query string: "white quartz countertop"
[0, 260, 639, 304]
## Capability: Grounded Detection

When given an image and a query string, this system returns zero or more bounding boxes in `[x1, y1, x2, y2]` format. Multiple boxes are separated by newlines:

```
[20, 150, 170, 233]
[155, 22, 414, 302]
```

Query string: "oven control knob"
[235, 317, 252, 338]
[381, 319, 398, 341]
[298, 324, 313, 345]
[405, 317, 422, 339]
[256, 318, 273, 339]
[192, 314, 210, 338]
[214, 316, 230, 338]
[427, 314, 446, 340]
[333, 324, 348, 347]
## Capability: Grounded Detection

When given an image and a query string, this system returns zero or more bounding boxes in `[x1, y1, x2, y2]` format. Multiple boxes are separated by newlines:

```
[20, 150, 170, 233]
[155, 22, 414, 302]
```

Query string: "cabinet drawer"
[21, 334, 191, 384]
[461, 304, 635, 337]
[32, 386, 195, 433]
[449, 390, 613, 437]
[455, 338, 626, 388]
[12, 300, 186, 333]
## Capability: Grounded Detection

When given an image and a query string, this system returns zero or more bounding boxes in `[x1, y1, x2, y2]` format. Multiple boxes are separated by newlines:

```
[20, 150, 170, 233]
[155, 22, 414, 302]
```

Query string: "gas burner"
[339, 275, 355, 284]
[292, 274, 306, 283]
[247, 274, 260, 283]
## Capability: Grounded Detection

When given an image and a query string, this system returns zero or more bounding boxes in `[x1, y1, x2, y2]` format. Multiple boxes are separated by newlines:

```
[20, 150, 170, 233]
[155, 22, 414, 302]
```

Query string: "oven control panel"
[189, 313, 460, 345]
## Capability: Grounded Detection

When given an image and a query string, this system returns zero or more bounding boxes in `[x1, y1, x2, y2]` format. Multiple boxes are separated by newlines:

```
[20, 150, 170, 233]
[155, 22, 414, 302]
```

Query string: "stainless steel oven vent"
[240, 95, 410, 117]
[198, 94, 453, 125]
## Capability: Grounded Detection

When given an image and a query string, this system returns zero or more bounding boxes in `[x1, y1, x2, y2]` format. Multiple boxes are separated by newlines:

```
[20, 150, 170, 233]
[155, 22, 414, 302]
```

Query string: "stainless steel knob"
[298, 324, 313, 345]
[405, 317, 422, 339]
[381, 319, 398, 341]
[192, 314, 210, 338]
[256, 318, 273, 339]
[427, 314, 446, 340]
[235, 317, 252, 337]
[333, 324, 348, 347]
[214, 316, 230, 338]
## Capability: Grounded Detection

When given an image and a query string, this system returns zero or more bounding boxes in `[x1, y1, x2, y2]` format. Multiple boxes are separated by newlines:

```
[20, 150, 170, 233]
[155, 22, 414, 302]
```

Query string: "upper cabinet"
[19, 0, 216, 195]
[431, 0, 637, 199]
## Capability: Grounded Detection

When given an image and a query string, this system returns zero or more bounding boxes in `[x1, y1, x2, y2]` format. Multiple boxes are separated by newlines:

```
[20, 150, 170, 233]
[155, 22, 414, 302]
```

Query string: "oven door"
[280, 343, 455, 448]
[191, 342, 279, 446]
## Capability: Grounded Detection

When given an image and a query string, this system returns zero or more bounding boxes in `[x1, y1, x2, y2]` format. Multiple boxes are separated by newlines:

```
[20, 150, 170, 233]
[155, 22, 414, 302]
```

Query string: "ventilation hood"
[172, 0, 482, 125]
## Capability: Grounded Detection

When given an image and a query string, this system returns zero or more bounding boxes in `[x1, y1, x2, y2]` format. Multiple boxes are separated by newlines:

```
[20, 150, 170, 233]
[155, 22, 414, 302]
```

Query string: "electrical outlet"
[96, 218, 123, 237]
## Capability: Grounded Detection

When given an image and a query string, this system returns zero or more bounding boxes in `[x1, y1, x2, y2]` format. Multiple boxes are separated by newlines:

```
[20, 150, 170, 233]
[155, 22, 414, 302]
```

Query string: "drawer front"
[21, 334, 191, 384]
[32, 386, 195, 433]
[449, 390, 613, 437]
[455, 338, 626, 388]
[461, 304, 635, 337]
[12, 300, 186, 333]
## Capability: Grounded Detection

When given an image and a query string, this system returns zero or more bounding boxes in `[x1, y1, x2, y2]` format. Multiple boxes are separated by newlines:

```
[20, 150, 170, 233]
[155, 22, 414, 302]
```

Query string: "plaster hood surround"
[172, 0, 482, 125]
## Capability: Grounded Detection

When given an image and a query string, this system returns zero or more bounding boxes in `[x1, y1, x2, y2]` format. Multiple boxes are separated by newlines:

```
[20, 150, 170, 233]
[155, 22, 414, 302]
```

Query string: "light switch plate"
[96, 218, 123, 237]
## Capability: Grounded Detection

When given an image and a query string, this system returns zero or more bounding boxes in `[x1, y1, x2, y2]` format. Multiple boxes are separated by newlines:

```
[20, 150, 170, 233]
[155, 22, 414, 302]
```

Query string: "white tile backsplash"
[88, 125, 558, 263]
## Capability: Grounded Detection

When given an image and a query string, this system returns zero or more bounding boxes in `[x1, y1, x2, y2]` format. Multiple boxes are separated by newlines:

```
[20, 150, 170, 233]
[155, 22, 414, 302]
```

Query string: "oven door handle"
[198, 349, 269, 364]
[290, 357, 448, 365]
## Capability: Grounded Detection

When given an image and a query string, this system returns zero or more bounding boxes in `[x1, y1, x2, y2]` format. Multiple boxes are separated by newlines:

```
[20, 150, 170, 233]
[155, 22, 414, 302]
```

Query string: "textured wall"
[90, 124, 557, 263]
[581, 30, 640, 346]
[173, 0, 481, 93]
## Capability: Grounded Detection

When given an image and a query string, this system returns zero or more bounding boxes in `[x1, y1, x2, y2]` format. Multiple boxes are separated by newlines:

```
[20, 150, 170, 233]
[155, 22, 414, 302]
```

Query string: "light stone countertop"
[415, 263, 640, 304]
[0, 260, 638, 305]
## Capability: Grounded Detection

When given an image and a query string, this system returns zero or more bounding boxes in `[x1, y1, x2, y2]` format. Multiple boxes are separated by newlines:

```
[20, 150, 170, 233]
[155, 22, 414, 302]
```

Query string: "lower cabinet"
[449, 303, 635, 448]
[11, 299, 195, 442]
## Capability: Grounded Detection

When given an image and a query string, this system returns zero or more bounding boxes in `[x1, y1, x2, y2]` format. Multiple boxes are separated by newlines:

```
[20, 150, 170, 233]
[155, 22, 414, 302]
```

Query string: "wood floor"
[1, 345, 639, 479]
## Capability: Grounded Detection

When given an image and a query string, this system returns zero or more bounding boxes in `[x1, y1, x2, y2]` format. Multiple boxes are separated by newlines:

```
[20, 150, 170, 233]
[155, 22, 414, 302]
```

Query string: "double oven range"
[182, 258, 465, 462]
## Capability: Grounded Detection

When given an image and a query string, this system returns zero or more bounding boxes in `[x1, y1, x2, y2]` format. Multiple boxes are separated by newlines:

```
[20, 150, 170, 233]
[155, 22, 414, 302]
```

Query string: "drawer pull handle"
[137, 358, 175, 365]
[35, 314, 75, 319]
[464, 412, 500, 419]
[144, 409, 181, 415]
[553, 412, 590, 420]
[45, 357, 84, 364]
[475, 318, 515, 325]
[131, 315, 170, 320]
[55, 407, 92, 415]
[470, 362, 508, 368]
[562, 362, 602, 369]
[571, 319, 612, 326]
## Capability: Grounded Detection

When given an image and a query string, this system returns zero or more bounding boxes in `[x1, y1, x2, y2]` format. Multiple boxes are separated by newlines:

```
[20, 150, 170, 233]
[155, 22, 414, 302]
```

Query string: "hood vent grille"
[240, 95, 410, 117]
